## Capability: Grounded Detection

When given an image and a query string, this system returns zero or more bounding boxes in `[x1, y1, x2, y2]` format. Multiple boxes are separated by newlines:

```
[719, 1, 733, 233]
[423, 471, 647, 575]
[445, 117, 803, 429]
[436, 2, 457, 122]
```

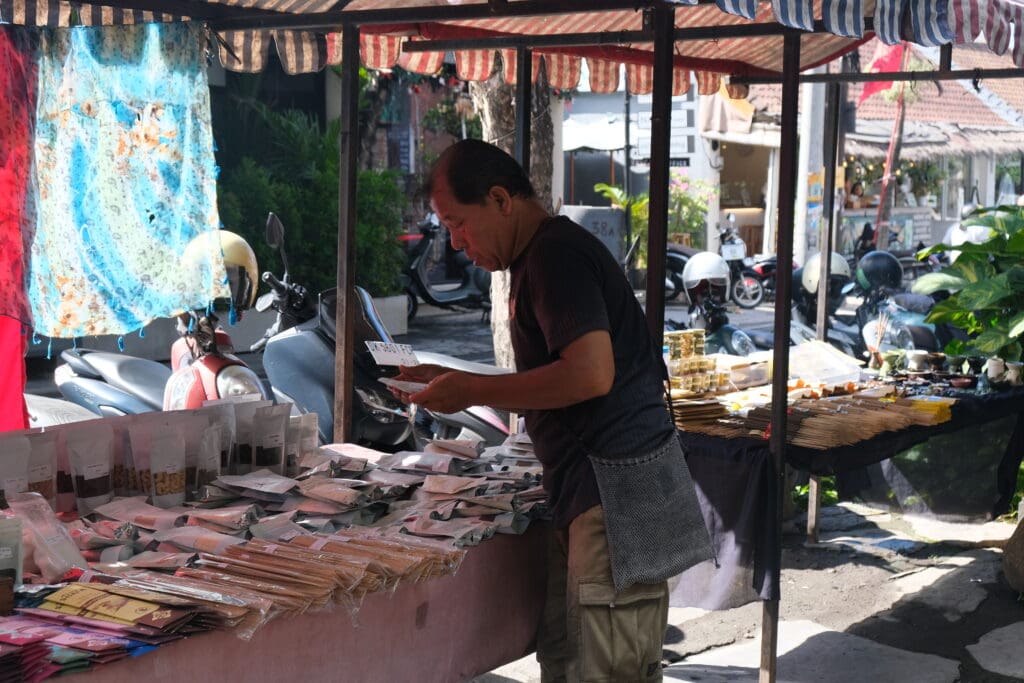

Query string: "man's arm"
[408, 330, 614, 414]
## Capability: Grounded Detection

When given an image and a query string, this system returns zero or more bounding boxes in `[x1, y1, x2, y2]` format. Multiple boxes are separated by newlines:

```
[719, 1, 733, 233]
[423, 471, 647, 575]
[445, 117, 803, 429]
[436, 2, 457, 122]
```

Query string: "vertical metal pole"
[760, 31, 801, 683]
[624, 87, 633, 250]
[806, 81, 843, 544]
[816, 82, 842, 338]
[939, 43, 952, 71]
[514, 46, 533, 174]
[334, 24, 360, 443]
[645, 3, 673, 343]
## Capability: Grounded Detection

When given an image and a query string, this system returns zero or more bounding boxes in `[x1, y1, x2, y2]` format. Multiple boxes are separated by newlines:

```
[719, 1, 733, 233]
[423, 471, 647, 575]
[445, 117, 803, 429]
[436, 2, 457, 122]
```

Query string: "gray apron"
[589, 433, 714, 592]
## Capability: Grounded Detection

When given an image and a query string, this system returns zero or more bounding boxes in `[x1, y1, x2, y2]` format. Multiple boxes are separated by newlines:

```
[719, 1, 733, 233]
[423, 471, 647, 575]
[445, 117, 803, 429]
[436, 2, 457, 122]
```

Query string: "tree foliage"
[217, 105, 406, 297]
[913, 204, 1024, 360]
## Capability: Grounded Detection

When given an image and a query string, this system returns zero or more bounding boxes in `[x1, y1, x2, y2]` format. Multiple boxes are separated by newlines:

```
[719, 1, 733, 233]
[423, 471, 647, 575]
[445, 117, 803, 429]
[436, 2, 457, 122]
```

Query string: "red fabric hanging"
[0, 316, 27, 431]
[0, 26, 36, 325]
[0, 27, 36, 432]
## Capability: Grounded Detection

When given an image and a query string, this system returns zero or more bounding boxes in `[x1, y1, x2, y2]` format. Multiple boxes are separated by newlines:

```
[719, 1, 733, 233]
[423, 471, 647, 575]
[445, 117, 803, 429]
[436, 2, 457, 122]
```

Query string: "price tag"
[365, 341, 419, 367]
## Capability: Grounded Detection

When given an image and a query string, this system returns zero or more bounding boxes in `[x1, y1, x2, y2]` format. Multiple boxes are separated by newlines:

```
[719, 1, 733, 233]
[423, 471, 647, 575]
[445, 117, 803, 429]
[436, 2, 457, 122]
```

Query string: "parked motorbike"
[791, 250, 940, 361]
[623, 236, 693, 301]
[718, 213, 765, 309]
[676, 252, 758, 355]
[256, 213, 508, 447]
[404, 213, 491, 322]
[55, 231, 269, 417]
[747, 253, 798, 303]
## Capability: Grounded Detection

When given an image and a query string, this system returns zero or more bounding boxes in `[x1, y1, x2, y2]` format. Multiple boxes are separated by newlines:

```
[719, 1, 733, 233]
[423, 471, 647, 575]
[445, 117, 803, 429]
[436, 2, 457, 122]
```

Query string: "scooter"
[790, 272, 939, 360]
[256, 213, 508, 447]
[404, 214, 492, 322]
[718, 214, 765, 309]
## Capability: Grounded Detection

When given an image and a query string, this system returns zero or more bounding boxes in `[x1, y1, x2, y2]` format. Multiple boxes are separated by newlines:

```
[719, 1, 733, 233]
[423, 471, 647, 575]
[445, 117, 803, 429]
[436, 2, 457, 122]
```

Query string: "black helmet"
[855, 250, 902, 293]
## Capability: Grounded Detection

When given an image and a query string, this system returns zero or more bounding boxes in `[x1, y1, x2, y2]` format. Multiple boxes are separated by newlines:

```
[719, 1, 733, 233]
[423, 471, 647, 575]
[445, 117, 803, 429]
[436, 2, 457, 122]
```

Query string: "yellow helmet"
[183, 230, 258, 311]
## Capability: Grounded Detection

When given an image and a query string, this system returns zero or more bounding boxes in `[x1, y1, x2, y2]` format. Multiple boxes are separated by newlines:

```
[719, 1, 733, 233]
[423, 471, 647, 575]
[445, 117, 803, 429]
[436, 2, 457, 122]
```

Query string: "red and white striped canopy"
[1, 0, 1021, 90]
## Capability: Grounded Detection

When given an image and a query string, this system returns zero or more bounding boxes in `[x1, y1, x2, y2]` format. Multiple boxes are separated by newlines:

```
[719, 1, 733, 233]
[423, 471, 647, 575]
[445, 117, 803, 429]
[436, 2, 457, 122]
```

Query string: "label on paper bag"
[365, 341, 419, 367]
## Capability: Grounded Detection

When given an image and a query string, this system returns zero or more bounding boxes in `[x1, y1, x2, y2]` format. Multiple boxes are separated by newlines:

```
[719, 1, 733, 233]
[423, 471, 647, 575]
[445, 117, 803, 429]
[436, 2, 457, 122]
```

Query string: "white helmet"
[801, 251, 851, 295]
[683, 252, 730, 303]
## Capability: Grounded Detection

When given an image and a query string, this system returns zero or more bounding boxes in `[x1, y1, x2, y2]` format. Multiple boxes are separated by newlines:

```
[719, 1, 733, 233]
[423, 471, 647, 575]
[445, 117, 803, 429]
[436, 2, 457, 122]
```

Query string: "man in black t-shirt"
[393, 140, 710, 682]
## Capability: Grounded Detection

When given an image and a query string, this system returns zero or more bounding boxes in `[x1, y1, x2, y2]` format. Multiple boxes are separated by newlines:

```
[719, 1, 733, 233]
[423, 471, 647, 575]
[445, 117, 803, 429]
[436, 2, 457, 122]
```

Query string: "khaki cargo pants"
[537, 505, 669, 683]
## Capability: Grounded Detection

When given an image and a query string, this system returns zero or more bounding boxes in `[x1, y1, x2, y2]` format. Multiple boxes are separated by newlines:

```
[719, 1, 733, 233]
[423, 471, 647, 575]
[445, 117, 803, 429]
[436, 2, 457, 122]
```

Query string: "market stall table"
[673, 387, 1024, 609]
[68, 527, 547, 683]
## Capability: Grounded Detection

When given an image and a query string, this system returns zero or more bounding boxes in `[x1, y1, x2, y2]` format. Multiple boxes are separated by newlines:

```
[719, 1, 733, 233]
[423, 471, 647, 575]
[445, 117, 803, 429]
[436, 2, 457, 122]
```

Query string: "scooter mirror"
[254, 292, 274, 313]
[266, 212, 285, 249]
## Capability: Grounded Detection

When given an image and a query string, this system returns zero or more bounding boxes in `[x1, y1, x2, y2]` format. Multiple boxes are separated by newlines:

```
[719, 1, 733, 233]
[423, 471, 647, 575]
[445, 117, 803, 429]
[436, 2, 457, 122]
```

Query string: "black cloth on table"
[671, 388, 1024, 610]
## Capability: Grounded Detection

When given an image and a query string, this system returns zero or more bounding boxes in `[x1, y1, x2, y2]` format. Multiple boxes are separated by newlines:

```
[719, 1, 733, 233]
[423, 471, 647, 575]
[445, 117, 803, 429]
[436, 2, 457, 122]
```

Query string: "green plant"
[792, 476, 839, 512]
[901, 160, 946, 198]
[913, 204, 1024, 360]
[594, 183, 649, 267]
[218, 106, 406, 297]
[422, 97, 482, 140]
[668, 169, 715, 249]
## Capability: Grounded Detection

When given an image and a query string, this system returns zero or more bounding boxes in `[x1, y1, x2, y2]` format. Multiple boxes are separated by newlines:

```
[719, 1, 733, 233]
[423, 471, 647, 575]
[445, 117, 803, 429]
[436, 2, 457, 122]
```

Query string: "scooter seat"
[73, 351, 171, 410]
[891, 293, 934, 315]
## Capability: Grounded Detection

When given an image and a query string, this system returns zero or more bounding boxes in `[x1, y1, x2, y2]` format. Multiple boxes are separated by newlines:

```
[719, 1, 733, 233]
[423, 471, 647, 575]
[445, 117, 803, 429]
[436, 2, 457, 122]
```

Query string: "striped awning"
[1, 0, 1022, 83]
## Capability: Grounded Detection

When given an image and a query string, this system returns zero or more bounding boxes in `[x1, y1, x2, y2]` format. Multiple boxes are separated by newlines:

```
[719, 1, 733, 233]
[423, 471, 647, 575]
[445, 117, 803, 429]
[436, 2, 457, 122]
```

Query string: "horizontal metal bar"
[398, 18, 869, 53]
[208, 0, 660, 31]
[401, 30, 647, 52]
[735, 66, 1024, 84]
[93, 0, 291, 21]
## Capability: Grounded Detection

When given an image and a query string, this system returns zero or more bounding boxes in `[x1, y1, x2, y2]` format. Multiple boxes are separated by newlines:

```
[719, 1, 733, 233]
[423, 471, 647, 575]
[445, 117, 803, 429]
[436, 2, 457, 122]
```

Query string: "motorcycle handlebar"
[262, 271, 287, 294]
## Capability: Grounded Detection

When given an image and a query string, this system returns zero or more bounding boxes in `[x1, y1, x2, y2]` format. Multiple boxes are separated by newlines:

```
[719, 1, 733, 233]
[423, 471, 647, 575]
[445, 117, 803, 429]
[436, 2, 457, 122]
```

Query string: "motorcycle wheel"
[406, 291, 419, 322]
[731, 273, 765, 309]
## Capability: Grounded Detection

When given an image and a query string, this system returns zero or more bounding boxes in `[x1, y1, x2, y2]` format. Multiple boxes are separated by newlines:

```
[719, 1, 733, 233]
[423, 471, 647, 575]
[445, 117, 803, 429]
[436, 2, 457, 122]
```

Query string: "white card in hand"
[378, 377, 429, 393]
[365, 341, 419, 366]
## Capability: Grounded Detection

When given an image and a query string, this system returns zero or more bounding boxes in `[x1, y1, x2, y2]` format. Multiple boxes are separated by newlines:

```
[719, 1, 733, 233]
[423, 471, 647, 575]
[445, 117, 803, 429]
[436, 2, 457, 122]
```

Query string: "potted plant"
[913, 204, 1024, 360]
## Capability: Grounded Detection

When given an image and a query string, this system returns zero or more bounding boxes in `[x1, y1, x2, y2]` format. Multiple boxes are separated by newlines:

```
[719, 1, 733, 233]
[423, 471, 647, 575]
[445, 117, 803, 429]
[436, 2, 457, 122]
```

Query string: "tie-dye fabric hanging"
[0, 27, 37, 326]
[28, 22, 228, 338]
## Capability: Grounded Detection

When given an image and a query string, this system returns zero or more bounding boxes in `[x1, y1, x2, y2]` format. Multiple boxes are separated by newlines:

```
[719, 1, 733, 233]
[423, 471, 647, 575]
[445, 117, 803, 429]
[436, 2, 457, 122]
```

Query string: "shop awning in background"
[562, 115, 628, 152]
[2, 0, 1021, 86]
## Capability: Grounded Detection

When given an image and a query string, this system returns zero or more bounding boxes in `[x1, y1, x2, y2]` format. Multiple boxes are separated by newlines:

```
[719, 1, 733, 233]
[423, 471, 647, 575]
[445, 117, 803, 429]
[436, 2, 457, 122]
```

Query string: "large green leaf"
[949, 255, 996, 283]
[955, 273, 1012, 310]
[912, 271, 969, 294]
[925, 298, 975, 327]
[1009, 311, 1024, 338]
[971, 327, 1012, 354]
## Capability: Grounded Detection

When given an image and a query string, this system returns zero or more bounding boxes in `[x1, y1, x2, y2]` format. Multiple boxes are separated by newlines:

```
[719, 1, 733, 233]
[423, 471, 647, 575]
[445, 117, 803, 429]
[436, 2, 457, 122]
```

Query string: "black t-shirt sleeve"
[527, 232, 611, 355]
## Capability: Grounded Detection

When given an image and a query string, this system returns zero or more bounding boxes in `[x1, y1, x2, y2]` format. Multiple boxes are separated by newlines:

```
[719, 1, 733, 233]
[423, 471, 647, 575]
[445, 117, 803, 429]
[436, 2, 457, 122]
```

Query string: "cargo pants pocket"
[577, 580, 667, 683]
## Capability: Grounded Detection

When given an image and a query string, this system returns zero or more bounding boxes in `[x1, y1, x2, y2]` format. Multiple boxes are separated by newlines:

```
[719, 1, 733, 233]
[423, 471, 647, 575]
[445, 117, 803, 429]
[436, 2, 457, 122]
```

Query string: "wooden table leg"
[806, 474, 821, 543]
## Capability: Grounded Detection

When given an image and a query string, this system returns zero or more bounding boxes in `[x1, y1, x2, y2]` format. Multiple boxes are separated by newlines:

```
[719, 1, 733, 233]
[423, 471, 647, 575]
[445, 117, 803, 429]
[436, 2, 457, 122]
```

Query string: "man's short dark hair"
[424, 139, 536, 205]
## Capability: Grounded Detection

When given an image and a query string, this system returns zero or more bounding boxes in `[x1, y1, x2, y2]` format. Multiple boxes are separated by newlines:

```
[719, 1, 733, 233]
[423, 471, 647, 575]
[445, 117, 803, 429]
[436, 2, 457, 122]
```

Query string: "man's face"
[430, 173, 505, 272]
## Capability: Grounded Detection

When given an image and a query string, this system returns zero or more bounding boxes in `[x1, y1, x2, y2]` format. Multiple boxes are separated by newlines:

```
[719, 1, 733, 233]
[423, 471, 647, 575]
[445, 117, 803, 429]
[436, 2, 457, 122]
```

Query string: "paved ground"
[472, 504, 1023, 682]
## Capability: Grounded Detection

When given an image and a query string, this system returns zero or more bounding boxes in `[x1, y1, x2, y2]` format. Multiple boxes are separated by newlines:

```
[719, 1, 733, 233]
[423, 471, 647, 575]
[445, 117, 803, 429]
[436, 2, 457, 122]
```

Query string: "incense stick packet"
[7, 493, 86, 583]
[193, 424, 222, 498]
[93, 497, 187, 531]
[377, 451, 462, 474]
[24, 431, 59, 509]
[199, 401, 237, 473]
[65, 421, 115, 515]
[148, 425, 187, 509]
[297, 479, 369, 509]
[231, 400, 273, 475]
[252, 404, 290, 475]
[152, 527, 244, 555]
[0, 434, 30, 502]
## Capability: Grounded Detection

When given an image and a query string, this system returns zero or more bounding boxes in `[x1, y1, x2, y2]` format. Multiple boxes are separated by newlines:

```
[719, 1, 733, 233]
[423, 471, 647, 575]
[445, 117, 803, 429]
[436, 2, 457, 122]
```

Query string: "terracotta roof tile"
[746, 38, 1021, 130]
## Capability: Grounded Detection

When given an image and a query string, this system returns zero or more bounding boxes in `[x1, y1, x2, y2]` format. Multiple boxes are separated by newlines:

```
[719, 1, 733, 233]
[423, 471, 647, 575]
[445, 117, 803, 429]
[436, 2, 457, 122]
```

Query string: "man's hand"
[409, 371, 475, 414]
[388, 364, 450, 404]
